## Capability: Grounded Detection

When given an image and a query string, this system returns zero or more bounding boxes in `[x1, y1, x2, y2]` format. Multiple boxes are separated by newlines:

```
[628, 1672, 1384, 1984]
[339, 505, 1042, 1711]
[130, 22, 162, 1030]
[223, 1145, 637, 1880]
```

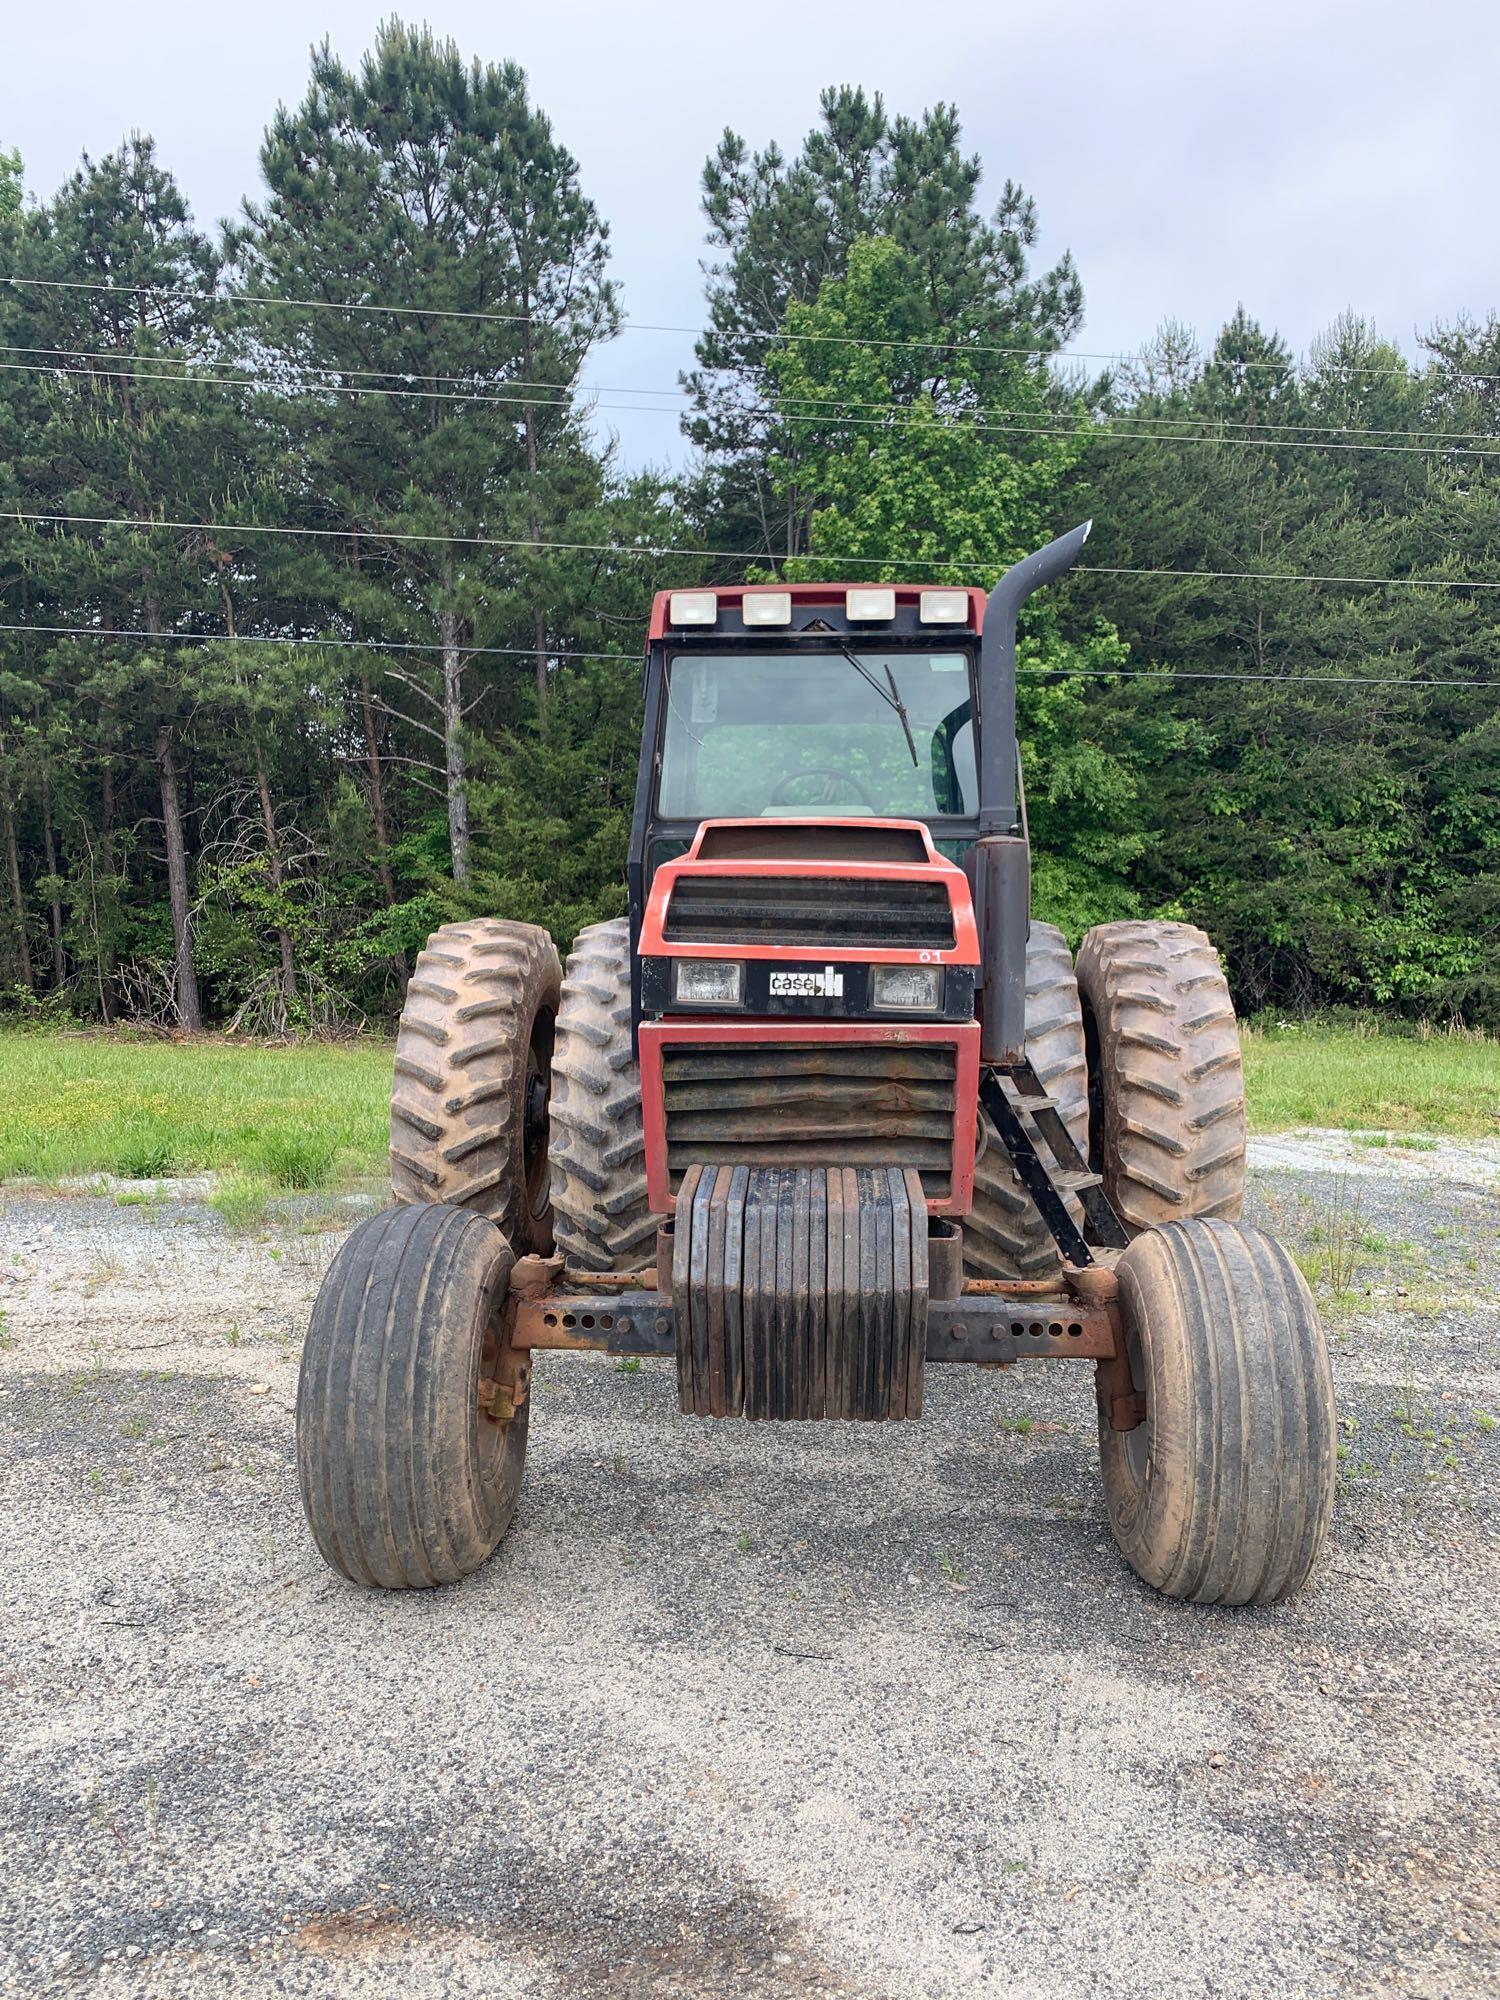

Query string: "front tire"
[296, 1204, 529, 1589]
[1099, 1219, 1336, 1605]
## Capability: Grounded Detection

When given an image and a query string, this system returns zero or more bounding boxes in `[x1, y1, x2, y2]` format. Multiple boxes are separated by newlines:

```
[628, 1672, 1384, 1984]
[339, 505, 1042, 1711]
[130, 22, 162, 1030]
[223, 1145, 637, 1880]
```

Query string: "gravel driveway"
[1, 1146, 1496, 2000]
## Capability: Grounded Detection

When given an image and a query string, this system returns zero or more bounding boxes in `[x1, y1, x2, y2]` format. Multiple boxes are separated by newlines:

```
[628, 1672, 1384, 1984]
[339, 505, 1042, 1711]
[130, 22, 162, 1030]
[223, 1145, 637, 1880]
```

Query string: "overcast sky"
[4, 0, 1496, 472]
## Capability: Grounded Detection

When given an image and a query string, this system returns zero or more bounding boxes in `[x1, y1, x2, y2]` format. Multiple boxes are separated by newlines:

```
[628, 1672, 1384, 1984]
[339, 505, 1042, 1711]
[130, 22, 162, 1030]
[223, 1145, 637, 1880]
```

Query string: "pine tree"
[229, 20, 617, 885]
[5, 138, 232, 1027]
[683, 88, 1082, 560]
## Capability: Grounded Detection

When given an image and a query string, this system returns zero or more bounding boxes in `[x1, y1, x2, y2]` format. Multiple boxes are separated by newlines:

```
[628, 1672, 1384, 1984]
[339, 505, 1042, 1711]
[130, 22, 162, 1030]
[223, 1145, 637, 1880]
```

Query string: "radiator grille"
[662, 874, 955, 950]
[662, 1042, 957, 1198]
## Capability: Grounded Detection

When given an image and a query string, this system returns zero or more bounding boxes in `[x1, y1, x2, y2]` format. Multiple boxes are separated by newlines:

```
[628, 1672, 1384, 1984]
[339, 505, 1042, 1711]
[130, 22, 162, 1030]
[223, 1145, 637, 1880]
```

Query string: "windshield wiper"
[831, 644, 919, 767]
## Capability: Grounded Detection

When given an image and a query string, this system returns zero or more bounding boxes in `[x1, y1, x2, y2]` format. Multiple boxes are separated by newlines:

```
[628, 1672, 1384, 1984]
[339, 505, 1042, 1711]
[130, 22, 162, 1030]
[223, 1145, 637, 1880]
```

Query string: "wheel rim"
[1119, 1324, 1150, 1488]
[522, 1013, 553, 1230]
[475, 1309, 521, 1479]
[1080, 994, 1106, 1180]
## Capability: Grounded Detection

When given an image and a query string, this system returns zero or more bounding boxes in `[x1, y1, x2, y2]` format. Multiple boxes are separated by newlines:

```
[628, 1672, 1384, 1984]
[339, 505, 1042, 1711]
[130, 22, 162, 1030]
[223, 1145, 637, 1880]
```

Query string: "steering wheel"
[767, 768, 879, 812]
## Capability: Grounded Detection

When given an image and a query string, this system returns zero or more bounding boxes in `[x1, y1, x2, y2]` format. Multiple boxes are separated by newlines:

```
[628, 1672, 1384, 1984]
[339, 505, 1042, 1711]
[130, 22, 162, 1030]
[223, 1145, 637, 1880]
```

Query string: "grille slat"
[668, 1141, 953, 1171]
[663, 1074, 954, 1117]
[663, 1046, 954, 1083]
[663, 875, 955, 950]
[662, 1042, 957, 1197]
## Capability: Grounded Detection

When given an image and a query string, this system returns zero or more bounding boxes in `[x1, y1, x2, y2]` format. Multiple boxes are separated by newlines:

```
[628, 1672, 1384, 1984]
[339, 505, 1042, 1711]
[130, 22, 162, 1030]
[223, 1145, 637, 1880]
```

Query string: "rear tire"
[297, 1203, 529, 1589]
[1075, 919, 1245, 1233]
[1099, 1219, 1336, 1604]
[965, 921, 1089, 1280]
[389, 919, 562, 1253]
[548, 918, 657, 1274]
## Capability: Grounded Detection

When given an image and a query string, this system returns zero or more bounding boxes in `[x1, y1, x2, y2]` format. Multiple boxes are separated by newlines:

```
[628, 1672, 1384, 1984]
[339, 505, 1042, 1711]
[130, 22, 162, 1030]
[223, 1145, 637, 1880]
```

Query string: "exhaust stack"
[977, 519, 1093, 835]
[973, 521, 1092, 1062]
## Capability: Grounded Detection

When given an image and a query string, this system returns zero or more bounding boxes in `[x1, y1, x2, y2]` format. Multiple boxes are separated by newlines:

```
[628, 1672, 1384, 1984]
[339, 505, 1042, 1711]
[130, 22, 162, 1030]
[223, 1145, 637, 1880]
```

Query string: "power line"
[8, 507, 1500, 593]
[4, 271, 1485, 385]
[4, 351, 1497, 461]
[0, 619, 1487, 688]
[0, 620, 625, 664]
[5, 344, 1496, 450]
[2, 342, 1500, 456]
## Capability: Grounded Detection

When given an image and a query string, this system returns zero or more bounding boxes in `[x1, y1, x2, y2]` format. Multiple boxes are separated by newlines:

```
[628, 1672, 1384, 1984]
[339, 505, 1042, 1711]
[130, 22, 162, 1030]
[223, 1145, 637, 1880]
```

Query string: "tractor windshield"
[657, 651, 977, 820]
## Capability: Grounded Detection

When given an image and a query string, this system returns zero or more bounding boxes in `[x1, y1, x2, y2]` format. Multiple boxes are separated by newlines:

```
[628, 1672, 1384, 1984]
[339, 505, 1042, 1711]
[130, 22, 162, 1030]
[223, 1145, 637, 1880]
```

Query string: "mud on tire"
[390, 919, 562, 1254]
[1075, 919, 1245, 1234]
[1100, 1219, 1336, 1604]
[297, 1202, 529, 1590]
[548, 917, 657, 1274]
[965, 920, 1090, 1280]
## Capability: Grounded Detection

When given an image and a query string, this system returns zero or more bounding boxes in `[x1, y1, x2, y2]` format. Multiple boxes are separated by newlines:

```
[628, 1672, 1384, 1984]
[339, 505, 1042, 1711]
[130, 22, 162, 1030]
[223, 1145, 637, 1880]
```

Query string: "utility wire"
[4, 272, 1486, 385]
[3, 350, 1496, 460]
[1, 339, 1492, 446]
[0, 619, 1487, 688]
[7, 508, 1500, 594]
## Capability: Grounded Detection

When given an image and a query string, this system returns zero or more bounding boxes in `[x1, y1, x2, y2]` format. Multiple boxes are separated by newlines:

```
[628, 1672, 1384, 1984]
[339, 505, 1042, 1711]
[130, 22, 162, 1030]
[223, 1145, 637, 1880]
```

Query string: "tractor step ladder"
[980, 1063, 1128, 1265]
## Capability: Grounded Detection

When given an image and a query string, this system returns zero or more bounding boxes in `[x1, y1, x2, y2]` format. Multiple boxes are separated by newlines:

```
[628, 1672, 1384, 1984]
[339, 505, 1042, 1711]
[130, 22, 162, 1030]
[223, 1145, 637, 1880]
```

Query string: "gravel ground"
[1, 1144, 1496, 2000]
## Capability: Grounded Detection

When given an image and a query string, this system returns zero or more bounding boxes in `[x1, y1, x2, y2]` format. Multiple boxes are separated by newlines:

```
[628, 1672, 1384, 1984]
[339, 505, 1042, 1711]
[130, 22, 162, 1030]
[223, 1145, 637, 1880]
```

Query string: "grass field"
[0, 1021, 1495, 1193]
[1240, 1022, 1500, 1140]
[0, 1032, 391, 1190]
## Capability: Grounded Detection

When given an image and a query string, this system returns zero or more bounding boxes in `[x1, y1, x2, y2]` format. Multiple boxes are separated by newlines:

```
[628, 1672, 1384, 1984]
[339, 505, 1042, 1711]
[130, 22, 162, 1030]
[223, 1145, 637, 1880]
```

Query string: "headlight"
[673, 958, 743, 1006]
[871, 964, 942, 1011]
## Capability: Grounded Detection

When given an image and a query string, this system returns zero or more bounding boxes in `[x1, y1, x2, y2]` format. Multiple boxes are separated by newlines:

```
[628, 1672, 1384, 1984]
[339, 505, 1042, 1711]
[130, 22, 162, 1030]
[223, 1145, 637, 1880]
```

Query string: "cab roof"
[646, 581, 987, 642]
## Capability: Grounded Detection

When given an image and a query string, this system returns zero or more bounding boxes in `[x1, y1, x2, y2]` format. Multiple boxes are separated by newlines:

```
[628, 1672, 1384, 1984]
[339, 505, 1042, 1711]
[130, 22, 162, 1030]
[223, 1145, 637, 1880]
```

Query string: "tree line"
[1, 22, 1494, 1034]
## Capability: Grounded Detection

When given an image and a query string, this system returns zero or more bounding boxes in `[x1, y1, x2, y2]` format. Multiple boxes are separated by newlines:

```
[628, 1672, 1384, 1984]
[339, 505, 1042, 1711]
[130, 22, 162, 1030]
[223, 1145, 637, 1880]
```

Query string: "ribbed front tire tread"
[1100, 1219, 1336, 1605]
[297, 1203, 528, 1589]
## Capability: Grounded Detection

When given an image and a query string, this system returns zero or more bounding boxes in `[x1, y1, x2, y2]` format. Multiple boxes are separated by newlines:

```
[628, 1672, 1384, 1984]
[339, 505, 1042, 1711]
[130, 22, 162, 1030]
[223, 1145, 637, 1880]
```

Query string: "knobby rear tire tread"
[389, 919, 561, 1253]
[548, 917, 657, 1274]
[1075, 919, 1246, 1233]
[965, 921, 1089, 1281]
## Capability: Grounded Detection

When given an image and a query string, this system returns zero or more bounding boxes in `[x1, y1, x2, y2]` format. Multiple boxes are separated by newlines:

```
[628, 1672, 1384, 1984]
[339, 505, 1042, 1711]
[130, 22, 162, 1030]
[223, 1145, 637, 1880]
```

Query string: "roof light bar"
[669, 591, 717, 626]
[919, 589, 969, 624]
[846, 587, 896, 621]
[742, 591, 792, 626]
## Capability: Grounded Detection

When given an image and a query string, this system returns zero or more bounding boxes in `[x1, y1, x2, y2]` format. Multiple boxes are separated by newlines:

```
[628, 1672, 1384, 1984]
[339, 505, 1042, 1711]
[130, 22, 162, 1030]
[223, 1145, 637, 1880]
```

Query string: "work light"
[742, 591, 792, 626]
[673, 958, 743, 1006]
[871, 965, 942, 1011]
[669, 591, 717, 625]
[846, 587, 896, 621]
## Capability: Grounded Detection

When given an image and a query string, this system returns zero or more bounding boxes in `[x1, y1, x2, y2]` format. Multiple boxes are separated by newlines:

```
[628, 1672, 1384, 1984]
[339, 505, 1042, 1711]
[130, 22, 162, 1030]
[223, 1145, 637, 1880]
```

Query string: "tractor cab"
[629, 581, 988, 917]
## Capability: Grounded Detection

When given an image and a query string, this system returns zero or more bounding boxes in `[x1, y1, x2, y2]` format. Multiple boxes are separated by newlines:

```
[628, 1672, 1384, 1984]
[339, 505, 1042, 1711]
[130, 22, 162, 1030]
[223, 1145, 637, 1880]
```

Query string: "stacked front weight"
[671, 1165, 929, 1421]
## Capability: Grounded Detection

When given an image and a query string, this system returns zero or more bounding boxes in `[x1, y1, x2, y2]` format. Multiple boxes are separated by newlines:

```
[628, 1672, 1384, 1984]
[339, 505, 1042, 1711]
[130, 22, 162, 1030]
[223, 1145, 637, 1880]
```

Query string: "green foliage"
[1070, 311, 1500, 1020]
[208, 1174, 273, 1230]
[250, 1131, 336, 1191]
[684, 87, 1081, 558]
[758, 233, 1152, 931]
[1241, 1018, 1500, 1136]
[0, 57, 1494, 1031]
[112, 1124, 183, 1181]
[0, 1030, 392, 1183]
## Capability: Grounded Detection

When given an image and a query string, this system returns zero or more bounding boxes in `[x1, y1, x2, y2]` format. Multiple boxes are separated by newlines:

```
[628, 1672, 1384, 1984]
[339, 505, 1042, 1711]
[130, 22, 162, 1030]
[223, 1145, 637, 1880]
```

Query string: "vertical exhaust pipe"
[974, 521, 1092, 1062]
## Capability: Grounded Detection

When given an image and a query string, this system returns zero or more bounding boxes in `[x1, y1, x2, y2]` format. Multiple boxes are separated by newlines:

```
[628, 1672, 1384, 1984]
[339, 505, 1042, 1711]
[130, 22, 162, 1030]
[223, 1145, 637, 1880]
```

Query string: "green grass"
[1241, 1022, 1500, 1138]
[0, 1030, 392, 1186]
[0, 1019, 1495, 1192]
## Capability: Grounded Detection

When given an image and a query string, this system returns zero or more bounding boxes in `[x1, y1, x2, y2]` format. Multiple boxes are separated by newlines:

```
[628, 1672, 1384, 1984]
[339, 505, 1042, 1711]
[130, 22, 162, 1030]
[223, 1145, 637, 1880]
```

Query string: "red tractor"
[297, 526, 1336, 1604]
